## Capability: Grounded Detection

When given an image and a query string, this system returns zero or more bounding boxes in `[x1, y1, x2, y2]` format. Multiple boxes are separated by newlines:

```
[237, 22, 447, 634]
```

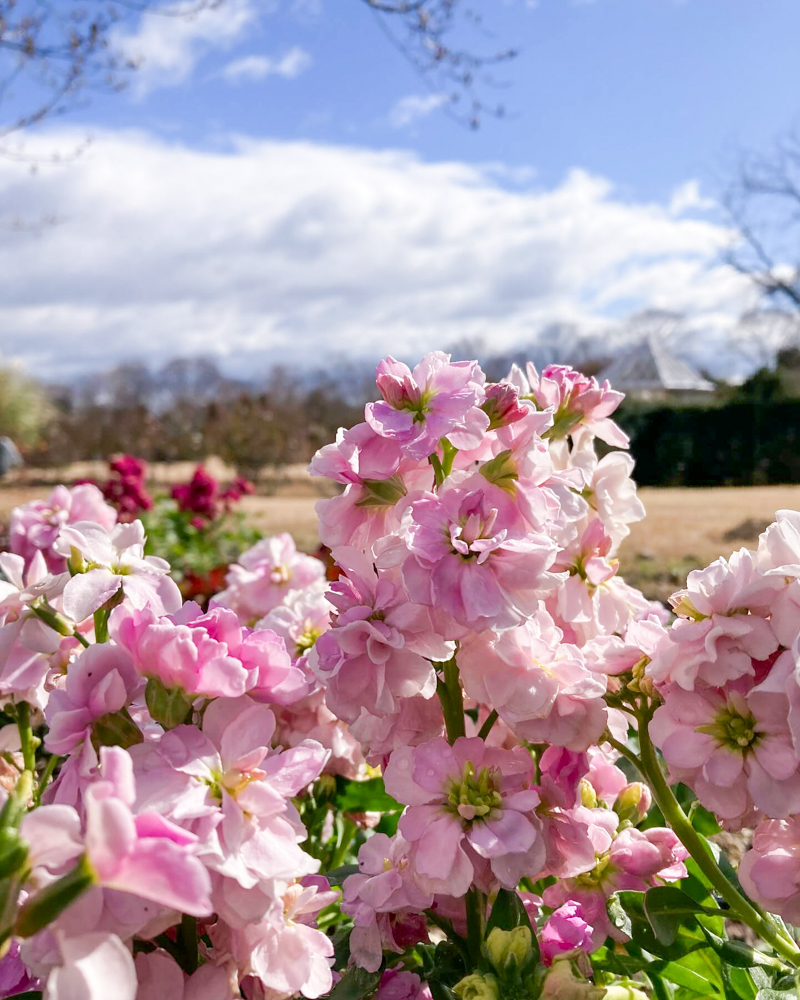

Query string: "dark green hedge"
[619, 401, 800, 486]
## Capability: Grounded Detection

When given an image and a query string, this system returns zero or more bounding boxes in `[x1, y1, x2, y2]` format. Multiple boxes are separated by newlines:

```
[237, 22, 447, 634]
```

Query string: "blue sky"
[3, 0, 800, 379]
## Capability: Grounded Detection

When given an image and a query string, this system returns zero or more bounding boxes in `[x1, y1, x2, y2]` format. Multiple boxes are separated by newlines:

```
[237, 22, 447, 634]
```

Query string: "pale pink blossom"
[365, 352, 489, 460]
[135, 949, 237, 1000]
[10, 484, 117, 574]
[111, 602, 307, 705]
[399, 479, 560, 632]
[54, 521, 181, 623]
[257, 582, 332, 674]
[272, 689, 366, 780]
[210, 534, 325, 625]
[458, 610, 608, 751]
[343, 833, 433, 972]
[348, 695, 444, 766]
[45, 931, 136, 1000]
[505, 361, 629, 448]
[313, 548, 451, 724]
[45, 642, 143, 755]
[650, 676, 800, 825]
[384, 737, 544, 894]
[739, 816, 800, 924]
[647, 549, 780, 691]
[568, 446, 645, 548]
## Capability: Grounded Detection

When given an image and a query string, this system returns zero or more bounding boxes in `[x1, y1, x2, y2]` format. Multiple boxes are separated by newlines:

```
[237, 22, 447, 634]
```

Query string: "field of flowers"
[0, 353, 799, 1000]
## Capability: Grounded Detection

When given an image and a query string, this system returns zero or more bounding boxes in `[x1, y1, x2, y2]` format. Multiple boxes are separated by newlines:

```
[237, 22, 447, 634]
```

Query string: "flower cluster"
[3, 350, 800, 1000]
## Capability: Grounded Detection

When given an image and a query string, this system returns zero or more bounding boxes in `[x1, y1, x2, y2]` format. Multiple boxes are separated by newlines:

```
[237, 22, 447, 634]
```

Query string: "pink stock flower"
[84, 746, 212, 915]
[101, 455, 153, 521]
[10, 484, 117, 574]
[257, 582, 332, 674]
[399, 479, 561, 632]
[134, 949, 235, 1000]
[458, 609, 608, 751]
[543, 827, 687, 946]
[739, 816, 800, 924]
[384, 737, 544, 894]
[569, 446, 645, 549]
[130, 696, 328, 894]
[343, 833, 433, 972]
[211, 534, 326, 625]
[111, 601, 307, 704]
[583, 614, 669, 677]
[44, 642, 143, 756]
[376, 969, 433, 1000]
[540, 902, 594, 964]
[348, 695, 444, 766]
[272, 689, 366, 780]
[506, 362, 629, 448]
[757, 509, 800, 646]
[313, 548, 451, 724]
[172, 465, 219, 521]
[647, 548, 780, 691]
[219, 880, 335, 999]
[309, 421, 407, 485]
[54, 521, 181, 624]
[650, 672, 800, 825]
[44, 931, 136, 1000]
[0, 940, 40, 997]
[365, 352, 489, 460]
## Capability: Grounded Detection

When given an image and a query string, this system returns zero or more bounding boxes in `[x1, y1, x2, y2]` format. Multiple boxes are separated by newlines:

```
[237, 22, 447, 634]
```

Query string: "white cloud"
[390, 93, 450, 129]
[669, 179, 715, 216]
[222, 47, 312, 82]
[113, 0, 264, 95]
[0, 129, 755, 380]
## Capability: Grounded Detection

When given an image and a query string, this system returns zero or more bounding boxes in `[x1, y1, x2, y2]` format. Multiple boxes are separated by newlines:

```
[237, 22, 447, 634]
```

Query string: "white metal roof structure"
[598, 336, 715, 393]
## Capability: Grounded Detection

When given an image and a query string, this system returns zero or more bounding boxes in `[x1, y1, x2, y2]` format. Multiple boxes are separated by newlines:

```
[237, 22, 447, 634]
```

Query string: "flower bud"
[541, 958, 605, 1000]
[91, 708, 144, 751]
[28, 597, 76, 638]
[603, 986, 648, 1000]
[480, 450, 518, 493]
[485, 926, 534, 973]
[579, 779, 598, 809]
[613, 783, 652, 825]
[145, 677, 193, 729]
[453, 972, 500, 1000]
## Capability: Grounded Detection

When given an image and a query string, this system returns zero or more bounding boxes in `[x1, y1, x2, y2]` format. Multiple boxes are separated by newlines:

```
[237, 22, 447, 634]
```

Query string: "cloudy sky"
[3, 0, 800, 380]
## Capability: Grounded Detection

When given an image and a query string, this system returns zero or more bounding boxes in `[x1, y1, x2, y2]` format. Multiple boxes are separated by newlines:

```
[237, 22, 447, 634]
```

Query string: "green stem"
[477, 710, 499, 742]
[429, 453, 445, 489]
[93, 609, 109, 644]
[16, 704, 36, 775]
[179, 913, 198, 974]
[34, 754, 60, 806]
[73, 631, 90, 648]
[632, 717, 800, 967]
[465, 888, 485, 963]
[441, 439, 458, 478]
[438, 656, 465, 744]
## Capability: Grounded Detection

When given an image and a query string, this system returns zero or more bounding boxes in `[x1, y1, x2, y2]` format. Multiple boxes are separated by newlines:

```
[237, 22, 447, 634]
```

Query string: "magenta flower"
[399, 479, 560, 632]
[376, 969, 434, 1000]
[111, 601, 307, 704]
[540, 902, 594, 965]
[365, 351, 489, 460]
[211, 533, 326, 624]
[313, 547, 451, 724]
[171, 465, 219, 521]
[506, 361, 629, 448]
[650, 674, 800, 825]
[458, 610, 608, 751]
[384, 736, 544, 894]
[10, 484, 117, 574]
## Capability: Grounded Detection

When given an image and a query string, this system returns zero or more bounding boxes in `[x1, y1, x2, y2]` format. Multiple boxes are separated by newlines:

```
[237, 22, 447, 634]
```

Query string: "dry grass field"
[1, 468, 797, 602]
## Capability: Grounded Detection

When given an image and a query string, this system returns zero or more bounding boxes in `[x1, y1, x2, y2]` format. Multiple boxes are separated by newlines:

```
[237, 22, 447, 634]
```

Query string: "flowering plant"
[1, 351, 800, 999]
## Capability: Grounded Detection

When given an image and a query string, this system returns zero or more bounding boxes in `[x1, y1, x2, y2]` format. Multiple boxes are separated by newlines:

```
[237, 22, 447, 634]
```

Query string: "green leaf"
[722, 966, 758, 1000]
[485, 887, 534, 935]
[657, 958, 722, 995]
[700, 927, 787, 972]
[689, 801, 722, 836]
[322, 966, 382, 999]
[428, 985, 457, 1000]
[644, 886, 707, 945]
[322, 864, 359, 886]
[336, 778, 402, 815]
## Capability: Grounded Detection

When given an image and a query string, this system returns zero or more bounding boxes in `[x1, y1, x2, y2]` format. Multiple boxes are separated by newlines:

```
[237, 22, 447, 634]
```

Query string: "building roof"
[598, 335, 715, 392]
